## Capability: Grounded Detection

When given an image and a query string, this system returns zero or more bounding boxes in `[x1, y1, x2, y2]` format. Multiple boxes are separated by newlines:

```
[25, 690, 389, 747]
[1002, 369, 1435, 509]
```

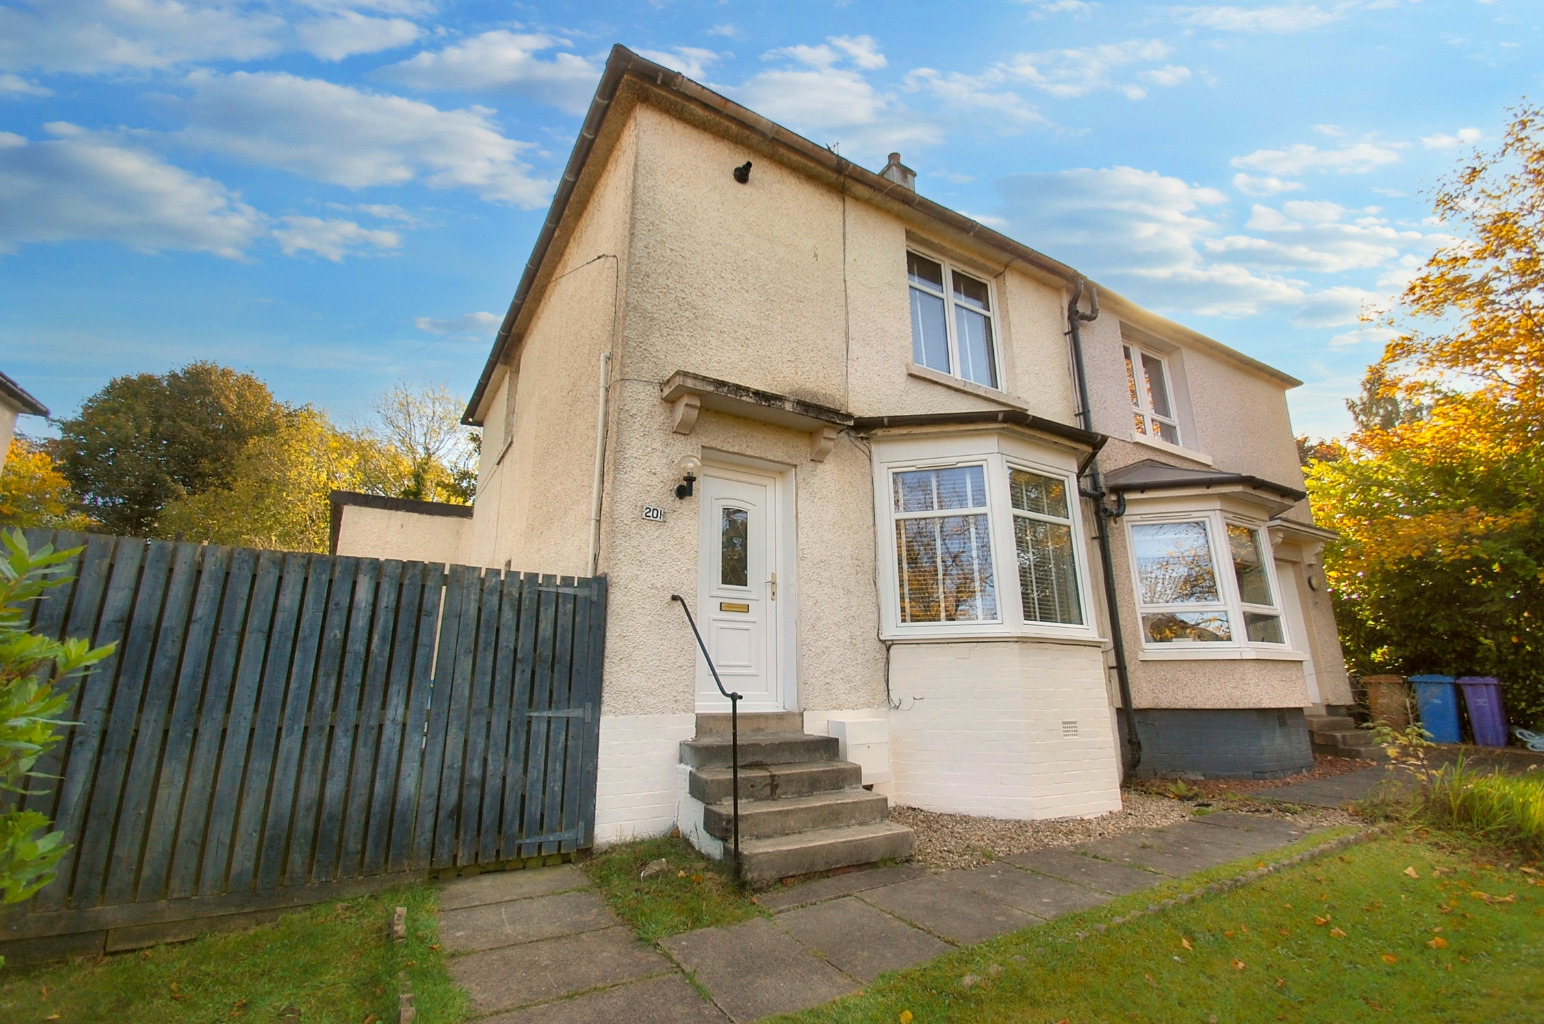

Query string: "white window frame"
[907, 249, 1002, 391]
[889, 460, 1000, 627]
[1124, 509, 1293, 658]
[875, 438, 1098, 642]
[1123, 343, 1181, 446]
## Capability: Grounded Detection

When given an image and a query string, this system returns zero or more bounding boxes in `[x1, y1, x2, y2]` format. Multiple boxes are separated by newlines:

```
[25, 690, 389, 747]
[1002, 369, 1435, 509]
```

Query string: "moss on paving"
[772, 830, 1544, 1024]
[0, 884, 467, 1024]
[583, 834, 766, 943]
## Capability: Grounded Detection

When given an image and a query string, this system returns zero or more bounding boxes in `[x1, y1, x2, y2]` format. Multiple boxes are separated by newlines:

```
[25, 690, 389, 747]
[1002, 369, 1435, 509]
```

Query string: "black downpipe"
[1066, 280, 1143, 773]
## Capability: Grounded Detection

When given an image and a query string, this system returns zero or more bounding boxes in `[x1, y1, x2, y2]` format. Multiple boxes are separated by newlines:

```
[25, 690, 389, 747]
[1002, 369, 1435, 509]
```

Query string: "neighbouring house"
[332, 46, 1352, 879]
[0, 369, 48, 471]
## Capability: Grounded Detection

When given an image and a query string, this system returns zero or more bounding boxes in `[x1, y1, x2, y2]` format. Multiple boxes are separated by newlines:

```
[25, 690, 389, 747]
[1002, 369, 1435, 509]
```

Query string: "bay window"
[1129, 513, 1287, 649]
[908, 251, 1000, 390]
[882, 448, 1092, 637]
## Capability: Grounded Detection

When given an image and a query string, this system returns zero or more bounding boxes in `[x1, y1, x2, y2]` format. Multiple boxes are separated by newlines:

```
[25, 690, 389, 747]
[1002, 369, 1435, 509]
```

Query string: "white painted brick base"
[888, 640, 1123, 820]
[593, 713, 696, 846]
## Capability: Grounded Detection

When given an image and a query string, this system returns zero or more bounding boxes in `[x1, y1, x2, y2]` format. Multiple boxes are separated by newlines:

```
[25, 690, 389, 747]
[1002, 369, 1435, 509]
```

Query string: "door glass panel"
[720, 507, 749, 588]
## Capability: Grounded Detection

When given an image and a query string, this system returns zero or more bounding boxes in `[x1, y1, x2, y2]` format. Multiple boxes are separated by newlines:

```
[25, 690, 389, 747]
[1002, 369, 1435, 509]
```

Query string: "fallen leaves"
[1231, 958, 1247, 971]
[1330, 927, 1348, 938]
[899, 1012, 914, 1024]
[1180, 937, 1192, 950]
[1381, 953, 1399, 965]
[1404, 867, 1420, 879]
[1314, 915, 1331, 926]
[1429, 936, 1449, 949]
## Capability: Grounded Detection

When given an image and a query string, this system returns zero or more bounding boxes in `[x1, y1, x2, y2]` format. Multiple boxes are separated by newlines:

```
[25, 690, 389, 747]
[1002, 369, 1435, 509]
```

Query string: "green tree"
[0, 530, 114, 918]
[1306, 102, 1544, 726]
[51, 363, 286, 536]
[159, 407, 411, 553]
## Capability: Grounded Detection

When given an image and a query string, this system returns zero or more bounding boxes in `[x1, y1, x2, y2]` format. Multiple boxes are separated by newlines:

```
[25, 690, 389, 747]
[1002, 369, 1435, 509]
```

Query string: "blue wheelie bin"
[1409, 674, 1460, 744]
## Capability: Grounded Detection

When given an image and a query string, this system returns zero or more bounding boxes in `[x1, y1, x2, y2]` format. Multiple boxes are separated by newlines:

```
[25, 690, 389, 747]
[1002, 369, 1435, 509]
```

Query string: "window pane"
[894, 466, 986, 513]
[1131, 521, 1219, 604]
[1154, 421, 1179, 445]
[1133, 413, 1148, 436]
[952, 271, 990, 311]
[1244, 612, 1284, 644]
[1141, 352, 1173, 418]
[1141, 611, 1232, 643]
[955, 307, 998, 388]
[908, 252, 944, 290]
[720, 507, 748, 587]
[1016, 518, 1081, 624]
[1124, 346, 1141, 409]
[895, 514, 996, 623]
[1226, 524, 1274, 606]
[910, 287, 949, 372]
[1009, 468, 1069, 519]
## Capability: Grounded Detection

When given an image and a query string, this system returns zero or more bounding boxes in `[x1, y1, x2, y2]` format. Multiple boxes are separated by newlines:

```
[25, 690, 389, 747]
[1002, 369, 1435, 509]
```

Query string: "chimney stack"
[880, 152, 916, 191]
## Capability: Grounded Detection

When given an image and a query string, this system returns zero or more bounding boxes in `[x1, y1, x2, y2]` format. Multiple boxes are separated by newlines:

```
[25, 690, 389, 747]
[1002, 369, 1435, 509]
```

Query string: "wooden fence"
[1, 531, 606, 958]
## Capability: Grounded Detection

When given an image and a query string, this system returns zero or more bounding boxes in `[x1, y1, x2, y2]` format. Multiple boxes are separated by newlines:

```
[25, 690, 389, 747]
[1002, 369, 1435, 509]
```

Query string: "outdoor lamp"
[675, 454, 702, 499]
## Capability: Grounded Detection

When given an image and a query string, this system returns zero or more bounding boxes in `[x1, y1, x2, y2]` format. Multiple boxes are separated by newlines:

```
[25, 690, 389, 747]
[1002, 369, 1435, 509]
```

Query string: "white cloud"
[1421, 127, 1482, 149]
[994, 40, 1186, 99]
[1291, 285, 1382, 327]
[1018, 0, 1099, 16]
[379, 31, 599, 114]
[1232, 141, 1402, 176]
[414, 311, 500, 335]
[0, 73, 51, 97]
[829, 36, 888, 70]
[176, 71, 550, 206]
[1211, 201, 1420, 273]
[1233, 173, 1303, 197]
[296, 12, 419, 61]
[0, 0, 283, 74]
[904, 69, 1045, 127]
[1328, 324, 1398, 348]
[706, 24, 742, 39]
[1139, 65, 1192, 87]
[0, 125, 261, 257]
[273, 215, 399, 259]
[637, 46, 723, 81]
[1170, 3, 1348, 33]
[355, 202, 416, 222]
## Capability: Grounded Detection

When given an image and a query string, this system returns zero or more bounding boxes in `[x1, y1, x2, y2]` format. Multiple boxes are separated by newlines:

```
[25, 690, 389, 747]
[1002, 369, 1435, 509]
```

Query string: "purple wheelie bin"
[1455, 677, 1509, 747]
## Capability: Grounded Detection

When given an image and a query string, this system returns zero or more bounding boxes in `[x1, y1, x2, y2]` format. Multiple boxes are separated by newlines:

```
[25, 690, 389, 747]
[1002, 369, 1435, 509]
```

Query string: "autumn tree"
[51, 363, 286, 536]
[366, 381, 479, 504]
[1306, 103, 1544, 726]
[0, 439, 92, 530]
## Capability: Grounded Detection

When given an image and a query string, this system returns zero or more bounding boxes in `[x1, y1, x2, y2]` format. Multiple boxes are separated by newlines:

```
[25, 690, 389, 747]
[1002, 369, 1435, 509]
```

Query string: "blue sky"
[1, 0, 1537, 438]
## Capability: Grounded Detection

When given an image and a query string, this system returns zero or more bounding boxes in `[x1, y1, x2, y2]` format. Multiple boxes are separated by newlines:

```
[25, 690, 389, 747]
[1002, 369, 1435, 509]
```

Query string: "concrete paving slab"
[1005, 847, 1163, 895]
[857, 875, 1036, 945]
[478, 972, 729, 1024]
[759, 863, 932, 912]
[439, 889, 615, 953]
[438, 864, 588, 911]
[661, 917, 857, 1023]
[1160, 820, 1305, 855]
[1079, 827, 1268, 877]
[1187, 811, 1313, 837]
[775, 897, 951, 983]
[1253, 768, 1391, 807]
[449, 925, 669, 1014]
[945, 863, 1113, 919]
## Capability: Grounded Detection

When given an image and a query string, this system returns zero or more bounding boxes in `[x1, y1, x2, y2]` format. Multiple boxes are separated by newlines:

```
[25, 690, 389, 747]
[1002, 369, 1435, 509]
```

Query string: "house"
[332, 46, 1352, 879]
[0, 369, 49, 470]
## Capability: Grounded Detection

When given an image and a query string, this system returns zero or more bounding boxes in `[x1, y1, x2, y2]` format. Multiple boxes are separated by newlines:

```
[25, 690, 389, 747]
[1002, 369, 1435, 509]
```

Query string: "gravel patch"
[893, 792, 1358, 872]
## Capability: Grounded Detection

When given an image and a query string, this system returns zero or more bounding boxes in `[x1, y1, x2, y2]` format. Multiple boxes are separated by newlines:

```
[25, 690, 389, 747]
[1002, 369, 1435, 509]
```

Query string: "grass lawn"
[0, 884, 467, 1024]
[582, 833, 766, 942]
[772, 830, 1544, 1024]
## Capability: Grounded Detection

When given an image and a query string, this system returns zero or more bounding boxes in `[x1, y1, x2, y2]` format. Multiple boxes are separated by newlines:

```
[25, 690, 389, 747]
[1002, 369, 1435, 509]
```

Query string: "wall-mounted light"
[733, 161, 752, 184]
[675, 454, 702, 499]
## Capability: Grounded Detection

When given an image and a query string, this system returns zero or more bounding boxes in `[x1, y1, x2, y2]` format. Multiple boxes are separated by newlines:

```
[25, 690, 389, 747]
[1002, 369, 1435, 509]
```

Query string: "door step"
[679, 733, 840, 770]
[689, 760, 864, 804]
[738, 821, 916, 886]
[704, 788, 890, 841]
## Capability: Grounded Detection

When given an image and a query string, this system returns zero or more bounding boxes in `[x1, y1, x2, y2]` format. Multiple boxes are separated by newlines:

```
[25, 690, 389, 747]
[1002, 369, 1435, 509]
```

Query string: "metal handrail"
[670, 594, 742, 881]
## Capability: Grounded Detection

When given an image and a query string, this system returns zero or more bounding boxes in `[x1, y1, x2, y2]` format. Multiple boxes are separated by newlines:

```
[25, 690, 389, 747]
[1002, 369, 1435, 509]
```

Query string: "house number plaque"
[641, 505, 665, 522]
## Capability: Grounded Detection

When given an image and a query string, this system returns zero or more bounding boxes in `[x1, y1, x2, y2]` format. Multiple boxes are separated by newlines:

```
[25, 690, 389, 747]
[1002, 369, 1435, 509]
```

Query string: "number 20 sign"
[641, 505, 665, 522]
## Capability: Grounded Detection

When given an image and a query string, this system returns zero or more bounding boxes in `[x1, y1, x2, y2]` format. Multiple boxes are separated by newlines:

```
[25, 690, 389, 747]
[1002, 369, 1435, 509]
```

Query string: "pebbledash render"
[332, 46, 1352, 848]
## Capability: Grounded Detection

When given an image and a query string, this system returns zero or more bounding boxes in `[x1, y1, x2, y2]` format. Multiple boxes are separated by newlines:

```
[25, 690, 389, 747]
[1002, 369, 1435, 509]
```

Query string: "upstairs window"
[908, 252, 999, 389]
[1124, 344, 1180, 445]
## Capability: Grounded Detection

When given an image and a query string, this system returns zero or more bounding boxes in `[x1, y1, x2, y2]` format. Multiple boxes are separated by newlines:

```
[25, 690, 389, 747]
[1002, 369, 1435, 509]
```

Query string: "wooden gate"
[1, 530, 606, 956]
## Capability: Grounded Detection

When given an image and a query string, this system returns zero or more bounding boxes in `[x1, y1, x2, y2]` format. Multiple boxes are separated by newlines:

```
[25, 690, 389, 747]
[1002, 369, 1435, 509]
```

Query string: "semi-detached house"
[332, 46, 1352, 881]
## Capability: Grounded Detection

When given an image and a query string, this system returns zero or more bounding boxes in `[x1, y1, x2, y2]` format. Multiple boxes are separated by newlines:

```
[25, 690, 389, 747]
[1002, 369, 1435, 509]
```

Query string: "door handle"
[768, 572, 777, 600]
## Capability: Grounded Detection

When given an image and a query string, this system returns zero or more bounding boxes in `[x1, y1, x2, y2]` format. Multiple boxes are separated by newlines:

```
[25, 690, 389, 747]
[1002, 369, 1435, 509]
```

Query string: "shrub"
[1423, 761, 1544, 857]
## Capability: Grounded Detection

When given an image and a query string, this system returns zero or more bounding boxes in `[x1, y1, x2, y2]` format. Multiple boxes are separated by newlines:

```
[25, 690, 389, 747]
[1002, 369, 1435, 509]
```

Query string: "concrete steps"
[1307, 712, 1390, 761]
[682, 712, 914, 885]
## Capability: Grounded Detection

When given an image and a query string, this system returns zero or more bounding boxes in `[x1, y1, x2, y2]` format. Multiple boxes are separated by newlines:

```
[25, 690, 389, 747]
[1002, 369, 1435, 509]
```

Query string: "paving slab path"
[435, 811, 1335, 1024]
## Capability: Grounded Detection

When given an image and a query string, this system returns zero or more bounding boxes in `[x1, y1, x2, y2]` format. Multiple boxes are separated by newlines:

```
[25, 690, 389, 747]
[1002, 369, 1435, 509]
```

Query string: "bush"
[1423, 761, 1544, 857]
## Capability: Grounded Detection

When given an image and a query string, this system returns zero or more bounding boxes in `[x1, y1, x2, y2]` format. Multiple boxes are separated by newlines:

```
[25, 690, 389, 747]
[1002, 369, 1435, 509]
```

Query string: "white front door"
[697, 468, 782, 711]
[1276, 561, 1322, 705]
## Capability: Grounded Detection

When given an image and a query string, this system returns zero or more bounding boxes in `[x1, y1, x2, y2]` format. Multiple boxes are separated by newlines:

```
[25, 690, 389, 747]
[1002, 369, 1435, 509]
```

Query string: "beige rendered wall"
[462, 118, 638, 577]
[333, 505, 470, 565]
[0, 405, 17, 470]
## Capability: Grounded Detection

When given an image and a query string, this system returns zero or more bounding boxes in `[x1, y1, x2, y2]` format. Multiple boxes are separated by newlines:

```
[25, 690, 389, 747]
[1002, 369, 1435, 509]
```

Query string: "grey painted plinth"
[449, 926, 668, 1015]
[479, 973, 728, 1024]
[775, 897, 952, 982]
[662, 916, 857, 1023]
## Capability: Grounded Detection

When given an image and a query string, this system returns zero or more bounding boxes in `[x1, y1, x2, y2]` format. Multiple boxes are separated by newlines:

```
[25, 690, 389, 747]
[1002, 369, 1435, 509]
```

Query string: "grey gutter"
[1105, 472, 1307, 503]
[851, 410, 1105, 452]
[0, 370, 48, 417]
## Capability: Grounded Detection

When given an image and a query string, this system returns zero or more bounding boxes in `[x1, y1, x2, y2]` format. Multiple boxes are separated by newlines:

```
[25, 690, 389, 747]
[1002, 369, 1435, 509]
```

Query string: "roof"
[464, 45, 1301, 424]
[0, 370, 48, 417]
[328, 490, 475, 519]
[1103, 458, 1306, 502]
[852, 410, 1104, 453]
